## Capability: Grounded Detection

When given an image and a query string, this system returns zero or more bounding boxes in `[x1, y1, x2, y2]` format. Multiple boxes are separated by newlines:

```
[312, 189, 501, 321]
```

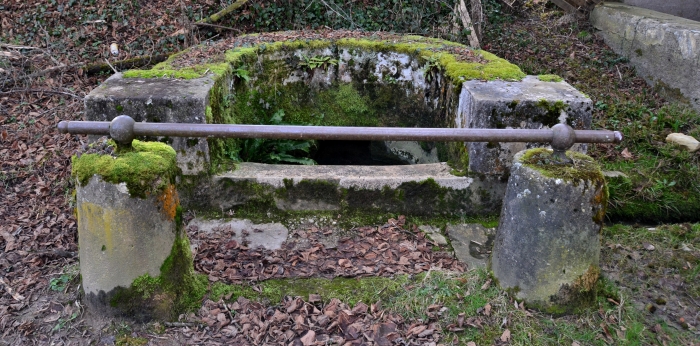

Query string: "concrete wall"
[592, 3, 700, 113]
[620, 0, 700, 21]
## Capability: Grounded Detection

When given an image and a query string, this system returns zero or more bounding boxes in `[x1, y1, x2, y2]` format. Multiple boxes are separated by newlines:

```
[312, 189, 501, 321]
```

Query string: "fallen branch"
[0, 89, 83, 100]
[82, 54, 169, 75]
[193, 22, 242, 32]
[198, 0, 248, 24]
[1, 54, 169, 89]
[0, 43, 44, 51]
[1, 63, 83, 89]
[454, 0, 481, 49]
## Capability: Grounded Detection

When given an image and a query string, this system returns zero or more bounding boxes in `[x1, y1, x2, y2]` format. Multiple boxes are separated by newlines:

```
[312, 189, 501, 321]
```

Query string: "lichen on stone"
[520, 148, 605, 185]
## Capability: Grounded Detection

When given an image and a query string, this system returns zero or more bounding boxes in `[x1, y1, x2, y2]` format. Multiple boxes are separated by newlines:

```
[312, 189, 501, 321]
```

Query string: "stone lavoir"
[68, 31, 617, 318]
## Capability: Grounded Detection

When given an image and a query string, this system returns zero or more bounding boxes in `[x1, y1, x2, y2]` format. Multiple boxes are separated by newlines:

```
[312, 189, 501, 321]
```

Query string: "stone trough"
[85, 31, 593, 217]
[72, 31, 612, 319]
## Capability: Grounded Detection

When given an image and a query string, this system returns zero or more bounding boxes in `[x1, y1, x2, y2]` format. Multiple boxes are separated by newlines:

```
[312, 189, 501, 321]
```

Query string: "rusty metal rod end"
[613, 131, 623, 143]
[57, 121, 69, 133]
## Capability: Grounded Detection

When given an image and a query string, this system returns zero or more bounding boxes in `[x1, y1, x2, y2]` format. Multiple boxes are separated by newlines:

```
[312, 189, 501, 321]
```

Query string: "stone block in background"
[84, 73, 214, 174]
[458, 76, 592, 175]
[591, 4, 700, 113]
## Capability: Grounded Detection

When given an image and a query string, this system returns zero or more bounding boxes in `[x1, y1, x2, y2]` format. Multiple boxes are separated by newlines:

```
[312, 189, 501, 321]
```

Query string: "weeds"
[239, 109, 316, 165]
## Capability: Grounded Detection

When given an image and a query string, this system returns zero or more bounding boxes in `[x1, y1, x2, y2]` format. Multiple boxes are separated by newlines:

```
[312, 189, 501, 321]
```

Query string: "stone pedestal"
[73, 141, 183, 318]
[491, 149, 607, 314]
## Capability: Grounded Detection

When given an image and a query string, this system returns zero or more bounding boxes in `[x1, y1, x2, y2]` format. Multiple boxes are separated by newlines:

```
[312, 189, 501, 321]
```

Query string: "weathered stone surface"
[591, 4, 700, 113]
[620, 0, 700, 21]
[187, 218, 288, 251]
[370, 141, 440, 165]
[457, 76, 592, 175]
[491, 149, 606, 313]
[419, 225, 448, 246]
[84, 73, 213, 174]
[445, 223, 495, 269]
[180, 162, 506, 217]
[666, 133, 700, 152]
[77, 175, 177, 311]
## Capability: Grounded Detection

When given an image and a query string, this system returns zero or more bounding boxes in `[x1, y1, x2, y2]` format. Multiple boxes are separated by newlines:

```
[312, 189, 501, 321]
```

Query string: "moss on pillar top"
[123, 30, 525, 85]
[71, 140, 179, 199]
[520, 148, 605, 184]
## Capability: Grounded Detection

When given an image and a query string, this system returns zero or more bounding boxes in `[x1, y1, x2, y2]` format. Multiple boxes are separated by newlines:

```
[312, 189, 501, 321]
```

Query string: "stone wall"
[591, 3, 700, 113]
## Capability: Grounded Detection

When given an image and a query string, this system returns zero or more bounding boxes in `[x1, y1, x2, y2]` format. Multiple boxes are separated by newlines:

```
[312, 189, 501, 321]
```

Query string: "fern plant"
[240, 109, 317, 165]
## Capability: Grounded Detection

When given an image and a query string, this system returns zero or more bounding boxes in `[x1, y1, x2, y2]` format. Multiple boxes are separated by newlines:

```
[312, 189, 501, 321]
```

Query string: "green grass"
[204, 263, 697, 345]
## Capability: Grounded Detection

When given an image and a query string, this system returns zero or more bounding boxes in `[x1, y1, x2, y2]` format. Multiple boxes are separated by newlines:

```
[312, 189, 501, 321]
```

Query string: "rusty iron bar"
[57, 115, 623, 160]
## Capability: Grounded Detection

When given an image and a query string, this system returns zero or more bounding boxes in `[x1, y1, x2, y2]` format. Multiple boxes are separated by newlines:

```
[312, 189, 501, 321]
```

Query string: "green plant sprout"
[240, 109, 317, 165]
[299, 55, 338, 71]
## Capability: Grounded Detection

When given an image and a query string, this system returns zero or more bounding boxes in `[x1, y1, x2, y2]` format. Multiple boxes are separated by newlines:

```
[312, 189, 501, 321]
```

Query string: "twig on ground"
[317, 0, 356, 28]
[164, 322, 199, 328]
[194, 22, 241, 32]
[0, 89, 83, 99]
[104, 59, 118, 74]
[1, 63, 83, 88]
[198, 0, 248, 24]
[0, 43, 44, 51]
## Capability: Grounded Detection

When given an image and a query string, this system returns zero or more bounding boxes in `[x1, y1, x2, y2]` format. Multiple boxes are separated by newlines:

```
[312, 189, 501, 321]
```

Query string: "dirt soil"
[1, 1, 698, 345]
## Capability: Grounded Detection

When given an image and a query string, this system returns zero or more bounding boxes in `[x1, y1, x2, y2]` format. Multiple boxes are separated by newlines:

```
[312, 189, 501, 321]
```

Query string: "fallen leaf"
[481, 279, 492, 290]
[500, 329, 511, 342]
[483, 303, 491, 316]
[300, 330, 316, 345]
[620, 148, 633, 159]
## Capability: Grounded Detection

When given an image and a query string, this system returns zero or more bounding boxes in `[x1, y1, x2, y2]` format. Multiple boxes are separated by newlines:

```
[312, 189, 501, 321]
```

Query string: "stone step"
[180, 162, 507, 217]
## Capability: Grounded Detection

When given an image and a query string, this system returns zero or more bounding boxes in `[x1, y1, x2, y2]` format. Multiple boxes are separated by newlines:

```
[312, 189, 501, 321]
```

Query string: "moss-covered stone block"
[74, 141, 203, 320]
[491, 149, 606, 314]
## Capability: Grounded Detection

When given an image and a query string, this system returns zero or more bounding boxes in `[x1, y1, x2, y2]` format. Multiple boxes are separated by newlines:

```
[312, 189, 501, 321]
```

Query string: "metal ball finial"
[110, 115, 135, 147]
[551, 123, 576, 164]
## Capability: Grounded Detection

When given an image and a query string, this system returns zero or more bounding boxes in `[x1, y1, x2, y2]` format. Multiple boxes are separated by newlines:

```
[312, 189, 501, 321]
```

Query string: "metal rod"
[58, 117, 623, 145]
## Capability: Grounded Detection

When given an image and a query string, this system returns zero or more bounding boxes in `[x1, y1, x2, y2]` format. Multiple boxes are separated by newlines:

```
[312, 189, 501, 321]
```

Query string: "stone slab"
[84, 73, 215, 174]
[445, 223, 495, 269]
[591, 3, 700, 113]
[187, 218, 288, 251]
[180, 162, 506, 217]
[620, 0, 700, 21]
[458, 75, 592, 175]
[418, 225, 448, 246]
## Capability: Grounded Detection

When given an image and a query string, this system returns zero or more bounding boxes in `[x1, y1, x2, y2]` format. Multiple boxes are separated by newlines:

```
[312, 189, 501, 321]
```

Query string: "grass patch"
[207, 265, 696, 344]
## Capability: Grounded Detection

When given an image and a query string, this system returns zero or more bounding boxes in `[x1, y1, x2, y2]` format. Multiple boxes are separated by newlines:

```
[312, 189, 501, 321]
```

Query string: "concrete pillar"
[491, 148, 607, 314]
[73, 140, 181, 317]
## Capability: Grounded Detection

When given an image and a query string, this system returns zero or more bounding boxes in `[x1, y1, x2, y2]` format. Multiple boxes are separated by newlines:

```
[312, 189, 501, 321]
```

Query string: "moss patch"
[71, 140, 179, 199]
[109, 207, 208, 321]
[520, 148, 605, 184]
[124, 31, 525, 84]
[210, 276, 408, 307]
[537, 74, 563, 82]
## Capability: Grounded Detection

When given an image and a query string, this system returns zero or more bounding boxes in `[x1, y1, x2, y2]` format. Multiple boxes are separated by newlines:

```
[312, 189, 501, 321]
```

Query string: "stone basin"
[85, 31, 592, 217]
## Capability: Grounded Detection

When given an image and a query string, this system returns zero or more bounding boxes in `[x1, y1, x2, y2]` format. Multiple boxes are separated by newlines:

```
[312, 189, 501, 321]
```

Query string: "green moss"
[210, 276, 408, 307]
[534, 99, 567, 127]
[124, 34, 524, 84]
[520, 148, 605, 185]
[537, 74, 563, 82]
[71, 140, 178, 198]
[109, 210, 208, 320]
